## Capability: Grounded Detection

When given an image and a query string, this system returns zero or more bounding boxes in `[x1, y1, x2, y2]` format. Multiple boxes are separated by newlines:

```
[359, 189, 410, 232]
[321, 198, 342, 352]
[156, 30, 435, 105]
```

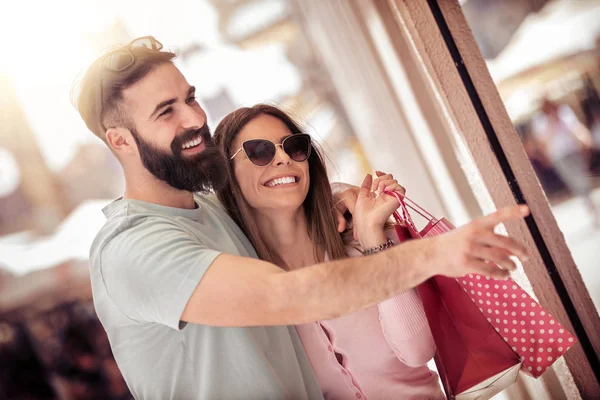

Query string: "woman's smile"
[263, 174, 300, 188]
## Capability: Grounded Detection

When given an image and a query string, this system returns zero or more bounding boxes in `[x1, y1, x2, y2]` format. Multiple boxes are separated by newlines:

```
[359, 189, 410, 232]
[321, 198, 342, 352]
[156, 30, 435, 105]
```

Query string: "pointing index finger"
[480, 205, 530, 229]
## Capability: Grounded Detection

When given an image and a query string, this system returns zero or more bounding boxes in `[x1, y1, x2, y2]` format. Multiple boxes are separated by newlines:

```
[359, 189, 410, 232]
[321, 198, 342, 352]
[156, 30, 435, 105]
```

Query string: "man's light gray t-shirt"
[90, 195, 323, 400]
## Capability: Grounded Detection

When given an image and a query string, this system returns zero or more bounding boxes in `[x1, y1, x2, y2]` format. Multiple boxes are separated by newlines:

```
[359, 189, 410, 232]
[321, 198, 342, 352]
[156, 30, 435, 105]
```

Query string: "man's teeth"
[182, 136, 202, 149]
[266, 176, 296, 187]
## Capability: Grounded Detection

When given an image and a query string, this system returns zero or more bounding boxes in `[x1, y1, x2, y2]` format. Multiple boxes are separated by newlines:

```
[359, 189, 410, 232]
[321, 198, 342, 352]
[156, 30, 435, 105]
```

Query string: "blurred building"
[479, 0, 600, 121]
[207, 0, 371, 182]
[57, 144, 125, 211]
[0, 75, 67, 236]
[462, 0, 549, 59]
[467, 0, 600, 198]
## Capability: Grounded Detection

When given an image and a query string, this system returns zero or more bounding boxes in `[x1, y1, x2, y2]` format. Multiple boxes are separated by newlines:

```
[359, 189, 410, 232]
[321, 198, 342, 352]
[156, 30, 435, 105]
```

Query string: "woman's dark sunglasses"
[230, 134, 312, 167]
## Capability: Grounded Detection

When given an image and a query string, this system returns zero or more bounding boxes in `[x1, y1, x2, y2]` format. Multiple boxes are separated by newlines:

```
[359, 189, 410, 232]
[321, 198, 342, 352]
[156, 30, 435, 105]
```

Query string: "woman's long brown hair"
[213, 104, 347, 268]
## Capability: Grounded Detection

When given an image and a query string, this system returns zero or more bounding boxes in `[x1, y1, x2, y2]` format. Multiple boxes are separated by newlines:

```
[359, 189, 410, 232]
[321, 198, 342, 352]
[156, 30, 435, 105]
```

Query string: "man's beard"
[130, 124, 227, 193]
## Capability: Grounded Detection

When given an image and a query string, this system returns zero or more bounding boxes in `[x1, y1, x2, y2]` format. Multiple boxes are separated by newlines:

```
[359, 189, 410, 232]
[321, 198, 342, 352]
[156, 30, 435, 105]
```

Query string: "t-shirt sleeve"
[558, 104, 579, 131]
[531, 114, 547, 140]
[99, 216, 221, 330]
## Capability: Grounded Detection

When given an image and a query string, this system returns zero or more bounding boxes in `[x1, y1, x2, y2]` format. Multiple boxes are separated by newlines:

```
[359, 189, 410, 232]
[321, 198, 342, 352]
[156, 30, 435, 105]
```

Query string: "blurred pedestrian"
[532, 98, 599, 227]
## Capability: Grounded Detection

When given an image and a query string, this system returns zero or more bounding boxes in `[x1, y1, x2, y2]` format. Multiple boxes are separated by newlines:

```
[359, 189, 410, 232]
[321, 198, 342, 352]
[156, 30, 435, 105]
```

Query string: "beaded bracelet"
[362, 238, 396, 255]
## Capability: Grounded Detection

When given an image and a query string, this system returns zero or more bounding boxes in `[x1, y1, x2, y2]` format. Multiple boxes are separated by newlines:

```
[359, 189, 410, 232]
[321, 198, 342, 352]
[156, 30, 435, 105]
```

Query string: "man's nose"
[180, 104, 207, 130]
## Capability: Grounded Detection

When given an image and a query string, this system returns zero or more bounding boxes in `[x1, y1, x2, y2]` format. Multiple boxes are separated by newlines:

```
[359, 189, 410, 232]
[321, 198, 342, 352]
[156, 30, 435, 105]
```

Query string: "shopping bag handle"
[384, 191, 437, 233]
[385, 191, 437, 221]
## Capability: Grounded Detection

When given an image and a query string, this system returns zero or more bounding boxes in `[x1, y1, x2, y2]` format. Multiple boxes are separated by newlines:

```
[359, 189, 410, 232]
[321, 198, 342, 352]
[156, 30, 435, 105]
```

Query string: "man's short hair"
[72, 41, 176, 143]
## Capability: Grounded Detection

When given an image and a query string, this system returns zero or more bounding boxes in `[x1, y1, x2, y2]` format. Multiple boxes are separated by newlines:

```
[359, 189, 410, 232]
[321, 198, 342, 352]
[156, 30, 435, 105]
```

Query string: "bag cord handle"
[384, 191, 437, 234]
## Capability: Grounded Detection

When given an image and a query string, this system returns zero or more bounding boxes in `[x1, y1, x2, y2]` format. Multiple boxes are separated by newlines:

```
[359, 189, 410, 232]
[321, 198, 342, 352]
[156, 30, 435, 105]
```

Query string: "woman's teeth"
[266, 176, 297, 187]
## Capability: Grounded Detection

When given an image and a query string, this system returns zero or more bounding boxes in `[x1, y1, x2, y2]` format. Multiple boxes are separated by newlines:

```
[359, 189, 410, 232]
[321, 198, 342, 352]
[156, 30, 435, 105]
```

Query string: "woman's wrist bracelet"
[362, 238, 396, 255]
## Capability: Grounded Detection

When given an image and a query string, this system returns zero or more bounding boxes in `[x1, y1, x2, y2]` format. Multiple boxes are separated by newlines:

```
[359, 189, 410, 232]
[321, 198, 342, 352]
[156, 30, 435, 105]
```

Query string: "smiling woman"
[214, 104, 348, 268]
[231, 115, 311, 211]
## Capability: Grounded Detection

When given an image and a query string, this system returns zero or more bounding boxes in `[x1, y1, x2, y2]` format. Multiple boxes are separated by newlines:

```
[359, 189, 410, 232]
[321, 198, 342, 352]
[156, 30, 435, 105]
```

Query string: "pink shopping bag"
[386, 191, 577, 399]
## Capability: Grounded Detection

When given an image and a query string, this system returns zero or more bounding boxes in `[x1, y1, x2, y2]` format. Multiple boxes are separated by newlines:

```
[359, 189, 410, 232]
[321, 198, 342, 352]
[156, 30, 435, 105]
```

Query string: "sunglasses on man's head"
[102, 36, 163, 71]
[96, 36, 163, 133]
[230, 134, 312, 167]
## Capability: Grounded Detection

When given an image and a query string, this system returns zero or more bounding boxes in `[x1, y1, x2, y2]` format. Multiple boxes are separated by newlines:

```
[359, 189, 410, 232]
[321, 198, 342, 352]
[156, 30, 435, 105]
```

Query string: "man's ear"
[106, 127, 135, 155]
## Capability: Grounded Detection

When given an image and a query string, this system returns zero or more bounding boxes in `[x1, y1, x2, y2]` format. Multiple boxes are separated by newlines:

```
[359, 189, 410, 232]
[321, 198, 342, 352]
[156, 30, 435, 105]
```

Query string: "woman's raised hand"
[353, 172, 403, 249]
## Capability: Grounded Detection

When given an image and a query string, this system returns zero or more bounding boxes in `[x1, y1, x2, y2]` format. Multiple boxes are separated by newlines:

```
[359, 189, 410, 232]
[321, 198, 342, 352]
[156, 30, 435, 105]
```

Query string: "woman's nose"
[272, 145, 291, 166]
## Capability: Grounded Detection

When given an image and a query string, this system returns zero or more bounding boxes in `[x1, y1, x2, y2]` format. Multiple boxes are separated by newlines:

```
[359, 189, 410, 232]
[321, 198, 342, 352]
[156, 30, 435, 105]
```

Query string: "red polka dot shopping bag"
[386, 191, 577, 400]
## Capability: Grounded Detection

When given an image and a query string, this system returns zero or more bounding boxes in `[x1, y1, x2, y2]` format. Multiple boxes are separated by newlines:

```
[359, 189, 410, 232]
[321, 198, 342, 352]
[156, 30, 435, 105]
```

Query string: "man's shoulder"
[89, 194, 246, 269]
[96, 200, 181, 235]
[90, 203, 190, 263]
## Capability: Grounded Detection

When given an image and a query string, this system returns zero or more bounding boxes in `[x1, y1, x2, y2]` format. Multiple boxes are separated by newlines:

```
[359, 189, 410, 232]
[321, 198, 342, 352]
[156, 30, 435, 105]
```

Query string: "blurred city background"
[0, 0, 599, 398]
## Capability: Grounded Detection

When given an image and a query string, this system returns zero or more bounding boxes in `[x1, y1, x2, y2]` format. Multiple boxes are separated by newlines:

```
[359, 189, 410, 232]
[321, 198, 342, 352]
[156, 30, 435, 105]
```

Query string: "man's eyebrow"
[149, 98, 176, 120]
[149, 87, 196, 120]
